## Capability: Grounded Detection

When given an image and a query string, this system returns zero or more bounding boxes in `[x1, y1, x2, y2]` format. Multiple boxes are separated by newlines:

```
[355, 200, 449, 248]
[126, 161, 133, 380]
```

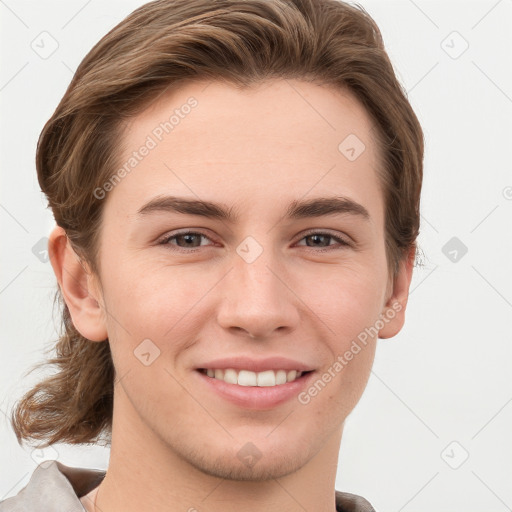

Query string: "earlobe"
[378, 246, 415, 340]
[48, 225, 108, 342]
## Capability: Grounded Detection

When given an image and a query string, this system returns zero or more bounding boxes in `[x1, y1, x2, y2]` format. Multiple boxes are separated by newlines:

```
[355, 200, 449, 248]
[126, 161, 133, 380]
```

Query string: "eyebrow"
[136, 195, 370, 222]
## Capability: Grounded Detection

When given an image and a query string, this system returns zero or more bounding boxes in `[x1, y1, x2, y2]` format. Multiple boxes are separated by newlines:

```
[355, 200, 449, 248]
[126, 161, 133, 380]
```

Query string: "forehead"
[107, 78, 383, 220]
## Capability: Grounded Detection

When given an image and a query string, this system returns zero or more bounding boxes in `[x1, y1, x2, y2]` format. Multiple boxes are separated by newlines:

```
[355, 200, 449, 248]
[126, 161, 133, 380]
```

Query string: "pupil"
[309, 234, 327, 247]
[182, 234, 198, 247]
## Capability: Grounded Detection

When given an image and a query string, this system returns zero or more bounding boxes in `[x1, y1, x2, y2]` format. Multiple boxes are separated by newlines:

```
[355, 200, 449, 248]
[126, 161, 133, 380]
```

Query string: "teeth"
[224, 368, 238, 384]
[239, 370, 257, 386]
[276, 370, 288, 385]
[203, 368, 305, 386]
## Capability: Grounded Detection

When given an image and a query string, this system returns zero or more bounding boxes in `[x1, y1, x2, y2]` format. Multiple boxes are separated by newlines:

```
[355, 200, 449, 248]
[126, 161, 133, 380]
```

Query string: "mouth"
[194, 367, 316, 410]
[197, 368, 313, 387]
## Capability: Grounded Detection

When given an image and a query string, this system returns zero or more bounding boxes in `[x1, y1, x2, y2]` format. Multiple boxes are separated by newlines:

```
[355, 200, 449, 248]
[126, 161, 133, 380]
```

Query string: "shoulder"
[0, 460, 105, 512]
[335, 489, 376, 512]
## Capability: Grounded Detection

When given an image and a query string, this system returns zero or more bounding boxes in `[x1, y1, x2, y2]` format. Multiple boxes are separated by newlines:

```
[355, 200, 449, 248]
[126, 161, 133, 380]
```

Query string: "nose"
[216, 248, 300, 340]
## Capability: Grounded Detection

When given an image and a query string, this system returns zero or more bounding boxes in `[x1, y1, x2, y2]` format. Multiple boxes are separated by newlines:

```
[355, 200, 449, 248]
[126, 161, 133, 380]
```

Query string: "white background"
[1, 1, 511, 510]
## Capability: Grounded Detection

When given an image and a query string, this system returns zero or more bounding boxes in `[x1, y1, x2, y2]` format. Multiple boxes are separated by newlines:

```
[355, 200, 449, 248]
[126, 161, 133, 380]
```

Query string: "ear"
[48, 225, 108, 342]
[378, 246, 415, 339]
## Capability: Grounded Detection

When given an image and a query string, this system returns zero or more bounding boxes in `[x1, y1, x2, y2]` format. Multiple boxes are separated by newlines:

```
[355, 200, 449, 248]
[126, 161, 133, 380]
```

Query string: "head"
[11, 0, 422, 478]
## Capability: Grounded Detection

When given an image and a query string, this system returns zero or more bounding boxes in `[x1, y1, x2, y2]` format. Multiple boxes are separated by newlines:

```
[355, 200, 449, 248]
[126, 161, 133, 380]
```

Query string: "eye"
[159, 230, 214, 251]
[158, 230, 351, 252]
[295, 231, 351, 251]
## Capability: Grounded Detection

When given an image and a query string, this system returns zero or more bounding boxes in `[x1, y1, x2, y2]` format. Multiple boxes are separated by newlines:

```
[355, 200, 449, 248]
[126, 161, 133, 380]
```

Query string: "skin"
[49, 78, 414, 512]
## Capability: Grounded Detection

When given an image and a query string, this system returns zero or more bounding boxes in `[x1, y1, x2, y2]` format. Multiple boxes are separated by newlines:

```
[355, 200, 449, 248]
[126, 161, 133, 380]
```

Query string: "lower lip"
[195, 370, 316, 410]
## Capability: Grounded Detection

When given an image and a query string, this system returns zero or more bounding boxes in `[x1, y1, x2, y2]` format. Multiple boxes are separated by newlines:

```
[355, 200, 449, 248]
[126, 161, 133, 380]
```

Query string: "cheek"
[100, 259, 210, 361]
[301, 267, 384, 403]
[307, 265, 388, 340]
[301, 279, 380, 421]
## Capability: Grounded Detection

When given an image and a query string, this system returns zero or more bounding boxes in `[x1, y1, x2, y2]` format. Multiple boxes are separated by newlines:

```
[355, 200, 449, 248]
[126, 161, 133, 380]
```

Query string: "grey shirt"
[0, 460, 376, 511]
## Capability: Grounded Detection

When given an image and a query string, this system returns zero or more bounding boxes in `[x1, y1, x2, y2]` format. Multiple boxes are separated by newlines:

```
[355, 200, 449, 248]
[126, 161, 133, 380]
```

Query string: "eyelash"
[157, 230, 351, 253]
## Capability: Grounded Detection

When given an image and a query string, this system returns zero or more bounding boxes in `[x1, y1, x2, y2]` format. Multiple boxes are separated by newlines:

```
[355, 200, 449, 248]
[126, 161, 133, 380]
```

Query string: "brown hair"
[10, 0, 423, 448]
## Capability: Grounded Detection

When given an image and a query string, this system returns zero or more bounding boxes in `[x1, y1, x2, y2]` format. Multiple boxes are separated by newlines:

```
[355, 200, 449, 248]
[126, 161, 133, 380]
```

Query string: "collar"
[0, 460, 374, 512]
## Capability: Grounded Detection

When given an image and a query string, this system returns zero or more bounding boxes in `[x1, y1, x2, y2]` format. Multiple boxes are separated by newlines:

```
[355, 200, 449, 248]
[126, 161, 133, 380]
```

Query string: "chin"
[188, 449, 310, 482]
[168, 430, 317, 482]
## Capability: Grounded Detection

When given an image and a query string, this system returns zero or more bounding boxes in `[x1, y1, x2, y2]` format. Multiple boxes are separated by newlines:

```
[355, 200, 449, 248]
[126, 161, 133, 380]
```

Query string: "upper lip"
[196, 356, 315, 373]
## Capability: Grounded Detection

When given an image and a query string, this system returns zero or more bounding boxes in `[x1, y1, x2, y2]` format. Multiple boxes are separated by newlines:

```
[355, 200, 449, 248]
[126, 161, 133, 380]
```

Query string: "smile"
[199, 368, 309, 387]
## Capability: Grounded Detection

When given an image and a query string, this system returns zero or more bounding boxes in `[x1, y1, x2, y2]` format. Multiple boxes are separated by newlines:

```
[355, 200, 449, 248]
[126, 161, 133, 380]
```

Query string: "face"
[69, 79, 411, 480]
